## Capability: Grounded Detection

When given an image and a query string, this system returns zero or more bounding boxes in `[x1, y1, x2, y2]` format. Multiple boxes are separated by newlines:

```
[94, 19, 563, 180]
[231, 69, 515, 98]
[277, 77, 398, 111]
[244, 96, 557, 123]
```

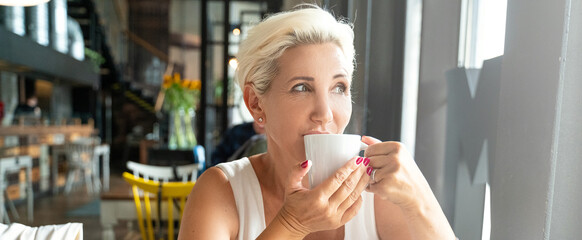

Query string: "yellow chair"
[122, 172, 195, 240]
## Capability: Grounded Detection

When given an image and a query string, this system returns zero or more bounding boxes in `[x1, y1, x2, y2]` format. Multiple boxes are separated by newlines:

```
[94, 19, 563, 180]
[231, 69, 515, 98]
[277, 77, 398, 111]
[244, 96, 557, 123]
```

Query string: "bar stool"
[0, 156, 33, 224]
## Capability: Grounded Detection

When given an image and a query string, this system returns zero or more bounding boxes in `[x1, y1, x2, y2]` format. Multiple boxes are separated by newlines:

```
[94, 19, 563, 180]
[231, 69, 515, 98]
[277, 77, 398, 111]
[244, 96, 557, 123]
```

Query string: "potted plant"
[162, 73, 201, 149]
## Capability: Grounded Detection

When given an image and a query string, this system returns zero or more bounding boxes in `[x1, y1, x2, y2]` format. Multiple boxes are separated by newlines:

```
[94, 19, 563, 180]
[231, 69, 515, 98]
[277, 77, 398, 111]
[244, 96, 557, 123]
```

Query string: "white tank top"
[217, 158, 379, 240]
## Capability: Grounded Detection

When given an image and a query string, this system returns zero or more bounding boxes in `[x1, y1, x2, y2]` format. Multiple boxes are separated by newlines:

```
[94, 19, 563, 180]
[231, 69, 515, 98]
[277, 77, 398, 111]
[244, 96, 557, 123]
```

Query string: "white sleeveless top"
[217, 158, 378, 240]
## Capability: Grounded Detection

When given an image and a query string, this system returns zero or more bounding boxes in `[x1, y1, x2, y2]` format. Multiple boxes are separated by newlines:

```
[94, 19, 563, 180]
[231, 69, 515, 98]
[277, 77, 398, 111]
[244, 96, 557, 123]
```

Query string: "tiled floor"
[11, 172, 135, 240]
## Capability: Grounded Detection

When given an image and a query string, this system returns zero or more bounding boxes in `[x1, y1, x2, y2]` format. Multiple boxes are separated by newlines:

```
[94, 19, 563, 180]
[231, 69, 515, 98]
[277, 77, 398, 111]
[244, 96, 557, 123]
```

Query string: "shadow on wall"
[445, 56, 502, 240]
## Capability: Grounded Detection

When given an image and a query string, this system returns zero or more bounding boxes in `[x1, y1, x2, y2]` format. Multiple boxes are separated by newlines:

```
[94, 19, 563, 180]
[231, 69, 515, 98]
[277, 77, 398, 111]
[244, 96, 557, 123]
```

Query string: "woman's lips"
[303, 131, 332, 136]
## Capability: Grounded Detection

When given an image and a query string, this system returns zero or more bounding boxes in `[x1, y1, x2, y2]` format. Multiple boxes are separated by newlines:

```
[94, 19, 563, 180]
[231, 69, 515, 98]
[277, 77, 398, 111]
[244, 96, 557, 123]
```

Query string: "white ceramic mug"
[304, 134, 368, 188]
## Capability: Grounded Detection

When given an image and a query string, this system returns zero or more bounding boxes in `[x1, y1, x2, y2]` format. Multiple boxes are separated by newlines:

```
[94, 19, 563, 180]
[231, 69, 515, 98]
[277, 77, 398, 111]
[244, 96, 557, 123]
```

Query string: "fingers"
[315, 156, 364, 197]
[286, 160, 311, 194]
[278, 157, 367, 234]
[366, 179, 391, 198]
[362, 138, 425, 207]
[336, 163, 371, 213]
[328, 157, 368, 205]
[366, 176, 411, 203]
[361, 135, 381, 145]
[340, 195, 363, 224]
[364, 141, 406, 157]
[363, 141, 406, 185]
[365, 154, 402, 184]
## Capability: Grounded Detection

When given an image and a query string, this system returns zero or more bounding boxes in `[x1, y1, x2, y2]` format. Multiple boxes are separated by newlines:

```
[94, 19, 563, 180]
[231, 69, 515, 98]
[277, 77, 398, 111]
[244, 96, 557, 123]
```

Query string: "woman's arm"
[178, 167, 239, 239]
[362, 136, 456, 240]
[374, 197, 413, 239]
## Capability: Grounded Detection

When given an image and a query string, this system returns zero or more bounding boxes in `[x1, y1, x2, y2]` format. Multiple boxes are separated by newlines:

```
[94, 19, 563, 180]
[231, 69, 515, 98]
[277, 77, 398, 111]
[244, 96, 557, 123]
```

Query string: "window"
[458, 0, 508, 68]
[457, 1, 507, 239]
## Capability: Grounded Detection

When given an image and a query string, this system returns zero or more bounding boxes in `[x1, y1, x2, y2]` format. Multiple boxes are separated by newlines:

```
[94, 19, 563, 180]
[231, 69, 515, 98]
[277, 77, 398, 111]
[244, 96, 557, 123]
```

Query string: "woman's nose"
[310, 93, 333, 125]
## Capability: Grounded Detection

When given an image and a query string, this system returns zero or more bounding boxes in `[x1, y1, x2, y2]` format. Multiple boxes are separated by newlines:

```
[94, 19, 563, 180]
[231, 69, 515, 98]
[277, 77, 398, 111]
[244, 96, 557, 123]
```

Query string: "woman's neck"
[256, 153, 289, 198]
[252, 146, 308, 199]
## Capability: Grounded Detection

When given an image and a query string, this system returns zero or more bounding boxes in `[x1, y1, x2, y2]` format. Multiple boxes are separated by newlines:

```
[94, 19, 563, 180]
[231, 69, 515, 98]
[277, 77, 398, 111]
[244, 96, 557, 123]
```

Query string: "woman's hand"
[361, 136, 433, 209]
[260, 157, 370, 239]
[362, 136, 456, 240]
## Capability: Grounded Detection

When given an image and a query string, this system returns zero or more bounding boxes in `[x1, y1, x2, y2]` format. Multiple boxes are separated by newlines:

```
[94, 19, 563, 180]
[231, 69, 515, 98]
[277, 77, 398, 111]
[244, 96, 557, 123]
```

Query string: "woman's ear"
[243, 84, 265, 122]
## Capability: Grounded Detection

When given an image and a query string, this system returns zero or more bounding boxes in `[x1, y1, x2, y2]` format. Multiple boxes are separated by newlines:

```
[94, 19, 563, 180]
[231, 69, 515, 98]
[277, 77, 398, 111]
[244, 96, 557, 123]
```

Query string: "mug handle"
[360, 142, 368, 151]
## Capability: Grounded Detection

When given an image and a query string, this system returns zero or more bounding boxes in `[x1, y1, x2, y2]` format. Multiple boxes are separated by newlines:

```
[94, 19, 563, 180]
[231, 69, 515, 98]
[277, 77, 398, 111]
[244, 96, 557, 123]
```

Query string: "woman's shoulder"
[215, 157, 260, 181]
[179, 166, 239, 238]
[190, 165, 240, 215]
[193, 165, 235, 198]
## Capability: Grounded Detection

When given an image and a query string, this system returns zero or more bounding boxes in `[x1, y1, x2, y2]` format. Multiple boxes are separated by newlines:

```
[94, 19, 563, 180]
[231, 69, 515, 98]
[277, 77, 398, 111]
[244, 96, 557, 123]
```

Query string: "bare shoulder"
[178, 167, 239, 239]
[374, 195, 413, 240]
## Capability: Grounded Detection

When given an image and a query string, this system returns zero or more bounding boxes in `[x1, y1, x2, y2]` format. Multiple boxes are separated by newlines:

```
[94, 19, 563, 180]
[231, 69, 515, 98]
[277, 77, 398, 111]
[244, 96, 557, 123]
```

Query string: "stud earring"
[258, 117, 263, 123]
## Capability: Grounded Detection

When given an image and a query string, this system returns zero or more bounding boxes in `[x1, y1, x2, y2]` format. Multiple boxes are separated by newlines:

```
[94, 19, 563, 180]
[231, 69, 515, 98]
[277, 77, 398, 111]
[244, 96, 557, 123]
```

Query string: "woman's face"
[260, 43, 352, 162]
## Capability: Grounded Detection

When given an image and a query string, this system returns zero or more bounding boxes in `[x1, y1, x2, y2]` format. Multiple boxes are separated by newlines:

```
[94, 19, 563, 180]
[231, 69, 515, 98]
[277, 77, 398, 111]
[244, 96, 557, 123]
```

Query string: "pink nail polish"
[363, 157, 370, 166]
[366, 166, 373, 176]
[301, 160, 309, 168]
[355, 157, 364, 165]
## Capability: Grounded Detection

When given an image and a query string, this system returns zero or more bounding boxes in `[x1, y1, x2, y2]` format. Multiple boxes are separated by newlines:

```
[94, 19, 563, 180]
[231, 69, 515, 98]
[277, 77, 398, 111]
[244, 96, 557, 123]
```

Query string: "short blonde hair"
[235, 5, 355, 95]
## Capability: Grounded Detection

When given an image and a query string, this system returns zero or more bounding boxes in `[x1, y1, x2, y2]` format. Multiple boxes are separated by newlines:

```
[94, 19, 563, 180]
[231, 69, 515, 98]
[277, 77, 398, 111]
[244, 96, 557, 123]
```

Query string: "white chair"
[124, 161, 200, 240]
[52, 138, 110, 194]
[0, 156, 33, 224]
[126, 161, 201, 183]
[92, 144, 110, 192]
[64, 140, 98, 194]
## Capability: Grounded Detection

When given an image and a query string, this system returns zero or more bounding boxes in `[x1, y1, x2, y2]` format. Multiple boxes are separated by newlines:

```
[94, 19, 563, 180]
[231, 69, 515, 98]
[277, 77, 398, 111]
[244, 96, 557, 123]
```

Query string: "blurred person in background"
[211, 121, 266, 166]
[13, 95, 41, 120]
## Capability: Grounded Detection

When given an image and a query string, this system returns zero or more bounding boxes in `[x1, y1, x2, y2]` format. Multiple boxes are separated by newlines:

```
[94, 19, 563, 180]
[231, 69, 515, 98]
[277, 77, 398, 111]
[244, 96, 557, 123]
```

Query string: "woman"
[179, 5, 456, 240]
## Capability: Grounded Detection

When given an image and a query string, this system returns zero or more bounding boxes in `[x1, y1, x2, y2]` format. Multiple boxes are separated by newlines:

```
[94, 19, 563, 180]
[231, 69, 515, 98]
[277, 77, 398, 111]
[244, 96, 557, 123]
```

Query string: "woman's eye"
[292, 84, 308, 92]
[332, 84, 347, 94]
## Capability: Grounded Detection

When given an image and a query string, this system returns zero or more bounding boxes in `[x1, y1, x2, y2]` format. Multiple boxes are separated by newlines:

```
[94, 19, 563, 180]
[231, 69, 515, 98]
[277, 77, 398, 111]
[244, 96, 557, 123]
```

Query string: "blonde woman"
[179, 5, 456, 240]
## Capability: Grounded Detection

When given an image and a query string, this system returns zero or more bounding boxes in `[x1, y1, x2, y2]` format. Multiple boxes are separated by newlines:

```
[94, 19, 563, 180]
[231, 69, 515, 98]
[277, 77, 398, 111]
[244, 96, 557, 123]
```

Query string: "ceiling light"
[228, 57, 238, 69]
[232, 28, 240, 36]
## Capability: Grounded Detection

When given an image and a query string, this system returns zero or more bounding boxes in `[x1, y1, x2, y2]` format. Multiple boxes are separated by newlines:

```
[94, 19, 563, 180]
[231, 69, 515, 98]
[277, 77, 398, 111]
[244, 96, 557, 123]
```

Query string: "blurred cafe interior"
[0, 0, 580, 239]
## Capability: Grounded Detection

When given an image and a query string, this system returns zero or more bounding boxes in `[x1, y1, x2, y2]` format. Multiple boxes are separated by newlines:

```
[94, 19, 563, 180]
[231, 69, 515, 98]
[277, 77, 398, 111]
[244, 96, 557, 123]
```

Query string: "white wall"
[415, 0, 462, 221]
[491, 0, 582, 238]
[549, 0, 582, 238]
[417, 1, 582, 238]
